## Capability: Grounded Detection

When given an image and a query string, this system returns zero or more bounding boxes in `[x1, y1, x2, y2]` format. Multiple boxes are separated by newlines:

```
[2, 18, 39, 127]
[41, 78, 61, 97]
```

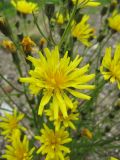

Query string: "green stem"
[24, 92, 38, 128]
[42, 9, 56, 45]
[0, 73, 23, 93]
[58, 0, 78, 49]
[3, 16, 37, 125]
[32, 12, 50, 43]
[23, 16, 28, 35]
[80, 78, 106, 111]
[0, 107, 12, 112]
[49, 28, 56, 45]
[95, 135, 120, 146]
[0, 85, 31, 120]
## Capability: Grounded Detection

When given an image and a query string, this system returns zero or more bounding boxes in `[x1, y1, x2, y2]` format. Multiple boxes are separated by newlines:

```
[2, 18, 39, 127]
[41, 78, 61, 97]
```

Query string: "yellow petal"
[19, 77, 33, 83]
[76, 74, 95, 84]
[63, 92, 73, 109]
[71, 84, 95, 90]
[87, 2, 101, 7]
[56, 91, 68, 118]
[38, 91, 52, 115]
[117, 81, 120, 89]
[110, 76, 116, 83]
[67, 88, 91, 100]
[102, 47, 111, 69]
[53, 96, 59, 119]
[114, 44, 120, 64]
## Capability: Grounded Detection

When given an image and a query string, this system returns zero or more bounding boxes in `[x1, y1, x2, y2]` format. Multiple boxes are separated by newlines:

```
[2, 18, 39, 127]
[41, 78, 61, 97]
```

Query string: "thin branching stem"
[0, 73, 23, 93]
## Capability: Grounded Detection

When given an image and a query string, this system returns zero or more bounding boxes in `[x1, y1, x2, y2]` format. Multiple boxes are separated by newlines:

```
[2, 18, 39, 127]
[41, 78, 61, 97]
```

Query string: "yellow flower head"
[51, 12, 69, 25]
[20, 46, 95, 119]
[21, 36, 36, 52]
[2, 40, 16, 53]
[72, 15, 95, 47]
[35, 124, 72, 160]
[0, 109, 26, 138]
[56, 13, 64, 25]
[45, 100, 79, 130]
[11, 0, 38, 14]
[72, 0, 100, 7]
[108, 11, 120, 32]
[81, 128, 93, 139]
[100, 44, 120, 89]
[2, 131, 35, 160]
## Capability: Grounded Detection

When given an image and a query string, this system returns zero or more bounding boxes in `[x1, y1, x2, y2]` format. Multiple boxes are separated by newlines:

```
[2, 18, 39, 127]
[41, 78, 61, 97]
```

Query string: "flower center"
[58, 111, 63, 118]
[49, 134, 60, 150]
[15, 149, 28, 160]
[46, 70, 66, 89]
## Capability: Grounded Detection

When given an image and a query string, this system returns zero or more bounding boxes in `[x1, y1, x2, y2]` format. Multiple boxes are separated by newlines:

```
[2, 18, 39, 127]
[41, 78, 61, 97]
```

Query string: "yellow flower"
[2, 40, 16, 53]
[72, 0, 100, 7]
[11, 0, 38, 14]
[0, 109, 26, 138]
[56, 13, 64, 25]
[35, 124, 72, 160]
[51, 12, 68, 25]
[109, 157, 119, 160]
[81, 128, 93, 139]
[72, 15, 95, 47]
[20, 46, 95, 119]
[45, 100, 79, 130]
[21, 36, 36, 52]
[108, 11, 120, 32]
[100, 44, 120, 89]
[2, 131, 35, 160]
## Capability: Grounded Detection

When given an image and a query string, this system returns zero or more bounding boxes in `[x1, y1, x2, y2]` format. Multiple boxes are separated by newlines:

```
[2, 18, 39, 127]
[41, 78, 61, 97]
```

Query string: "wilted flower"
[81, 128, 93, 139]
[39, 37, 47, 48]
[21, 36, 36, 52]
[0, 17, 11, 37]
[2, 40, 16, 53]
